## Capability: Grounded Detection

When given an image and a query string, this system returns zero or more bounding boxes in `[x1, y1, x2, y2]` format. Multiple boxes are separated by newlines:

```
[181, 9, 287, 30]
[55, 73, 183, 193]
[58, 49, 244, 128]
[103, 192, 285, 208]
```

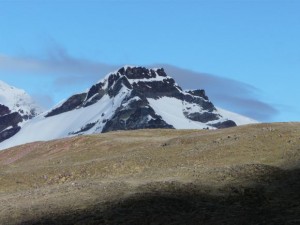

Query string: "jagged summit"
[45, 66, 235, 130]
[0, 66, 256, 150]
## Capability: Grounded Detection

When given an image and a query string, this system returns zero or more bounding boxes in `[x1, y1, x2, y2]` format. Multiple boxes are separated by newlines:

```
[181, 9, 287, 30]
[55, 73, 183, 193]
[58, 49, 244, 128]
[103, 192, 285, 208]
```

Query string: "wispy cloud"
[158, 64, 278, 121]
[0, 47, 278, 121]
[30, 93, 54, 110]
[0, 47, 117, 77]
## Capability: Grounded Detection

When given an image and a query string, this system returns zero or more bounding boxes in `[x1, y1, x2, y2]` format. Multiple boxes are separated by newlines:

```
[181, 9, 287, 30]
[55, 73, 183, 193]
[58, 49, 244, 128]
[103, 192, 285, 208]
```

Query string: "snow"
[183, 101, 206, 114]
[121, 96, 140, 108]
[216, 107, 258, 125]
[127, 76, 167, 84]
[148, 97, 257, 129]
[147, 97, 214, 129]
[86, 93, 99, 103]
[0, 86, 132, 150]
[1, 126, 13, 132]
[0, 80, 42, 116]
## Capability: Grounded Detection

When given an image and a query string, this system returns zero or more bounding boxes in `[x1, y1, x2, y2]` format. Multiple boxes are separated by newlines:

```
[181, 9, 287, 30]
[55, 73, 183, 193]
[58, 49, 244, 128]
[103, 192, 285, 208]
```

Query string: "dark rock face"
[184, 112, 220, 123]
[0, 112, 22, 132]
[210, 120, 237, 129]
[46, 93, 87, 117]
[118, 67, 159, 79]
[102, 92, 173, 133]
[86, 83, 104, 100]
[108, 76, 132, 98]
[186, 90, 209, 101]
[84, 83, 106, 107]
[0, 111, 23, 143]
[131, 78, 180, 99]
[0, 126, 21, 143]
[0, 104, 10, 116]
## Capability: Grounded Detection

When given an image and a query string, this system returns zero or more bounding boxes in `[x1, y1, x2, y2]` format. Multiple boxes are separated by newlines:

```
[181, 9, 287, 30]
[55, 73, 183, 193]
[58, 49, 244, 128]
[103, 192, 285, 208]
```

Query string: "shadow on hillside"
[21, 167, 300, 225]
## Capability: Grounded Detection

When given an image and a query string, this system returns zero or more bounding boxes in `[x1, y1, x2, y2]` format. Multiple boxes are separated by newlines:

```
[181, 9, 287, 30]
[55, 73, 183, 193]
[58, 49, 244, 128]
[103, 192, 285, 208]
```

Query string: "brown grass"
[0, 122, 300, 224]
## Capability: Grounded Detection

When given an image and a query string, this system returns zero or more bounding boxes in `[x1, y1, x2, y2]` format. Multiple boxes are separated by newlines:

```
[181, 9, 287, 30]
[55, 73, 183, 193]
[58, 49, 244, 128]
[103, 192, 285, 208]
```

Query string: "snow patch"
[216, 107, 258, 125]
[127, 76, 167, 84]
[147, 97, 214, 129]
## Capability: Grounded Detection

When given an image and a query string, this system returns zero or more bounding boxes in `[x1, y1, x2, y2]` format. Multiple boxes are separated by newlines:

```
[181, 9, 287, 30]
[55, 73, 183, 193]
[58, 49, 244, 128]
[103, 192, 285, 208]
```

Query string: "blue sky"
[0, 0, 299, 122]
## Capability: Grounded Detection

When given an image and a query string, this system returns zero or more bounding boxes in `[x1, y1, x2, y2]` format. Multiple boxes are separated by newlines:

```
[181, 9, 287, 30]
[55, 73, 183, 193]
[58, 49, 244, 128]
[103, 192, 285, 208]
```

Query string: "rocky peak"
[0, 80, 41, 119]
[45, 66, 237, 132]
[102, 66, 182, 100]
[46, 66, 174, 117]
[117, 66, 167, 79]
[0, 81, 42, 142]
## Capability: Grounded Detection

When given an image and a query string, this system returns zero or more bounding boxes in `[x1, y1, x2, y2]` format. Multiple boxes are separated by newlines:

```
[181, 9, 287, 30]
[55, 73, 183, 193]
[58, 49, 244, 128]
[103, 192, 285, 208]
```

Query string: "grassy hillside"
[0, 123, 300, 224]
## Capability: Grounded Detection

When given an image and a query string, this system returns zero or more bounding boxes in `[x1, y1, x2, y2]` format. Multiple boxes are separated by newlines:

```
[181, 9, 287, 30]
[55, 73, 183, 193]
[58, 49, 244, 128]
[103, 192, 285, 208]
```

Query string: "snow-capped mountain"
[0, 81, 42, 142]
[0, 66, 256, 150]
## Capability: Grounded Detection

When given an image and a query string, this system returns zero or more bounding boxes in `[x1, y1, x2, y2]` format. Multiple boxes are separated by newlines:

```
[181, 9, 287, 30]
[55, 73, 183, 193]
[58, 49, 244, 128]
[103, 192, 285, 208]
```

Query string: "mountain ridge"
[0, 66, 257, 150]
[44, 66, 239, 129]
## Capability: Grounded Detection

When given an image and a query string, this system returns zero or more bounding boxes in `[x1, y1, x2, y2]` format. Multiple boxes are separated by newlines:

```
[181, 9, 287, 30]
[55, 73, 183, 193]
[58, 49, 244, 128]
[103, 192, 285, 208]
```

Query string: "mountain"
[0, 66, 256, 150]
[0, 81, 42, 143]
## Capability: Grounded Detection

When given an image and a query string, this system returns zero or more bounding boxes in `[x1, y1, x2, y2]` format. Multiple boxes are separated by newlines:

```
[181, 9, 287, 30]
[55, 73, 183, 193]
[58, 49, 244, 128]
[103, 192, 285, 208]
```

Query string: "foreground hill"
[0, 123, 299, 224]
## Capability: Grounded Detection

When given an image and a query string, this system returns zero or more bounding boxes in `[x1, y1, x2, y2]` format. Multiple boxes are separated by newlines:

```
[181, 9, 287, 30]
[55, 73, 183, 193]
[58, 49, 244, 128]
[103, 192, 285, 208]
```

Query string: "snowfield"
[148, 97, 212, 129]
[0, 88, 131, 150]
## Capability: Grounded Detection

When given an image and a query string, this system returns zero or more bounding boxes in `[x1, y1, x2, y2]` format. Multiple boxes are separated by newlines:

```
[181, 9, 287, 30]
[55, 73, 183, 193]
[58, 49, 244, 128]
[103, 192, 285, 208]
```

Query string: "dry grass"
[0, 122, 300, 224]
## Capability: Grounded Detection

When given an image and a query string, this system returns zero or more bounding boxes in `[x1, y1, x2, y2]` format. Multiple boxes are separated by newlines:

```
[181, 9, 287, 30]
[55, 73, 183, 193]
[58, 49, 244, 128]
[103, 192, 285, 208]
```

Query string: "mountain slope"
[0, 66, 256, 150]
[216, 107, 258, 125]
[0, 81, 42, 143]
